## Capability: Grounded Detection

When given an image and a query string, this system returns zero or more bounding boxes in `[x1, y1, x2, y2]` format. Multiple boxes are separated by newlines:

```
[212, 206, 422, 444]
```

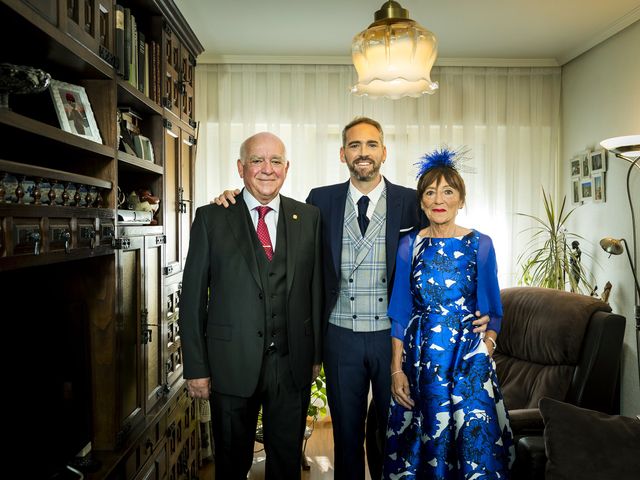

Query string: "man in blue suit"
[215, 117, 488, 479]
[306, 117, 421, 479]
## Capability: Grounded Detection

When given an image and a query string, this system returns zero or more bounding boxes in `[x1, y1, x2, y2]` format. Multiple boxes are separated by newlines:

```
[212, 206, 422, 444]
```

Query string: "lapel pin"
[292, 214, 299, 220]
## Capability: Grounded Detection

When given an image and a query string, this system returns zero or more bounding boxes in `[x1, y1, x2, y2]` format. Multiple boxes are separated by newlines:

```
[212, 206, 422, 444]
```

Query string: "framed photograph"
[592, 172, 606, 203]
[570, 156, 581, 177]
[133, 135, 155, 162]
[580, 150, 591, 179]
[49, 79, 103, 144]
[571, 177, 582, 205]
[580, 178, 593, 202]
[590, 149, 607, 173]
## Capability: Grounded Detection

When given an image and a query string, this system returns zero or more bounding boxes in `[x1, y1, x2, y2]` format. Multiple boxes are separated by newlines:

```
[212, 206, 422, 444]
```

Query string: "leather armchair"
[494, 287, 626, 479]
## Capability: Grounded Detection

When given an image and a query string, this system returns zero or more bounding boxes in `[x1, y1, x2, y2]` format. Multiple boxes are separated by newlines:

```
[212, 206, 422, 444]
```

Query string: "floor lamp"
[599, 134, 640, 385]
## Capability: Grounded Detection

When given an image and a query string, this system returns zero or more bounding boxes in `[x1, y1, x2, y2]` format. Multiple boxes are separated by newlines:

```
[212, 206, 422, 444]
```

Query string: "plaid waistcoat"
[328, 189, 390, 332]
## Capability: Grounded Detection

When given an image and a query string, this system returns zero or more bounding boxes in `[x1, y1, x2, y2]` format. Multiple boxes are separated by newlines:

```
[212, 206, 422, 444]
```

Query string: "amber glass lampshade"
[351, 1, 438, 99]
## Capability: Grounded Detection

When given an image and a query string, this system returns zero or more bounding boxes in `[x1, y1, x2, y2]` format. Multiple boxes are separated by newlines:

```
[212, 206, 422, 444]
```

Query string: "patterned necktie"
[256, 206, 273, 261]
[357, 195, 370, 237]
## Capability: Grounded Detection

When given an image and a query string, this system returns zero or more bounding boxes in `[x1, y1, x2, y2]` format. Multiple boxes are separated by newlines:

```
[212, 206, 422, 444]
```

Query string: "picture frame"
[571, 176, 582, 205]
[570, 156, 582, 177]
[592, 172, 606, 203]
[580, 150, 591, 179]
[133, 135, 154, 162]
[590, 149, 607, 174]
[49, 79, 103, 144]
[580, 178, 593, 202]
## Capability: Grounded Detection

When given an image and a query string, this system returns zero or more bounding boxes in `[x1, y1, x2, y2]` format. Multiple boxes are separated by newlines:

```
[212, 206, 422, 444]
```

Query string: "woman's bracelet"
[485, 336, 497, 350]
[391, 370, 403, 377]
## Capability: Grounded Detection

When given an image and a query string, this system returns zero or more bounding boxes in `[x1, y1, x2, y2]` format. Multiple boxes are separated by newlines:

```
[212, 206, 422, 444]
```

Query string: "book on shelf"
[115, 4, 125, 77]
[130, 14, 138, 89]
[138, 31, 146, 93]
[123, 7, 131, 81]
[155, 42, 161, 104]
[144, 42, 150, 98]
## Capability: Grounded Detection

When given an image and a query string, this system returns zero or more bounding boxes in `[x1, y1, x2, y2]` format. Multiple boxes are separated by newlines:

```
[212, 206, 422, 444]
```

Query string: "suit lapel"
[225, 197, 262, 288]
[281, 196, 300, 296]
[330, 181, 349, 279]
[385, 179, 404, 280]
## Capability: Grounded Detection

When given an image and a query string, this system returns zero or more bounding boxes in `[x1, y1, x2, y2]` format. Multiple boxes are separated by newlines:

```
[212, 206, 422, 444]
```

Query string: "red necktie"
[256, 206, 273, 261]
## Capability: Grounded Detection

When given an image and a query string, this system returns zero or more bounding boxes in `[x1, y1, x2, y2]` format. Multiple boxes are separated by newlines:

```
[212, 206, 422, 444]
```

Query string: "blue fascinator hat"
[415, 145, 473, 179]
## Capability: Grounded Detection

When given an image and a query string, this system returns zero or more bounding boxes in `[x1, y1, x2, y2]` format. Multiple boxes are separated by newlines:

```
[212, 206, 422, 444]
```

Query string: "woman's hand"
[391, 370, 414, 409]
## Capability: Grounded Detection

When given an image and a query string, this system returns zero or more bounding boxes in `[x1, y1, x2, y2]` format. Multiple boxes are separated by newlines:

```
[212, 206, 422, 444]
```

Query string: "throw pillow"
[539, 397, 640, 480]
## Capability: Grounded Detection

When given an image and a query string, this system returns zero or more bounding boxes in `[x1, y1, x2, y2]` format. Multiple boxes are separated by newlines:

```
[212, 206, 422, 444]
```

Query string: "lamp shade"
[351, 1, 438, 99]
[600, 135, 640, 159]
[600, 237, 624, 255]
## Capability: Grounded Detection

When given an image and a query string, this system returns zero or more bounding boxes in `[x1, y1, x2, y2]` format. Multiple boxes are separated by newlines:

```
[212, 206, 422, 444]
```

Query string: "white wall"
[561, 21, 640, 415]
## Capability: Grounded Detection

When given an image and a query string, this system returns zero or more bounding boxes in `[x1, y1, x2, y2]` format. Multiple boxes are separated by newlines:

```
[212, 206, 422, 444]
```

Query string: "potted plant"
[516, 187, 595, 294]
[307, 366, 328, 422]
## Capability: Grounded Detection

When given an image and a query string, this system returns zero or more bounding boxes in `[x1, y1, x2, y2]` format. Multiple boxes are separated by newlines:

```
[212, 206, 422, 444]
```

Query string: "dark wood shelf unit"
[0, 110, 115, 159]
[117, 79, 163, 116]
[0, 242, 114, 270]
[0, 0, 114, 80]
[0, 203, 115, 217]
[1, 1, 204, 478]
[0, 158, 112, 190]
[117, 151, 163, 174]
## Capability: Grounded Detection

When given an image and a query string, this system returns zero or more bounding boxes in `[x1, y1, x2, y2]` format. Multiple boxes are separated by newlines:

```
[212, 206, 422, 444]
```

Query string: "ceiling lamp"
[351, 1, 438, 99]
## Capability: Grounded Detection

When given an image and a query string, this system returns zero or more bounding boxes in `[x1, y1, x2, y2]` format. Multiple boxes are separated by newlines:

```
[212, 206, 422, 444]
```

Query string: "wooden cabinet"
[164, 273, 183, 388]
[162, 119, 194, 276]
[0, 1, 203, 478]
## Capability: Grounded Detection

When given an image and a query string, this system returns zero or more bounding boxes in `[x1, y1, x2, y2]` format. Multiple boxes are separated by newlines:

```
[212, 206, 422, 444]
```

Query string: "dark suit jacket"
[306, 178, 423, 322]
[179, 194, 323, 397]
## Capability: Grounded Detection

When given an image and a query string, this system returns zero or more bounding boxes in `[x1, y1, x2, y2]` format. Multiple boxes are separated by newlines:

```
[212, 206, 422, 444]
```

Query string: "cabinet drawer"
[124, 417, 164, 479]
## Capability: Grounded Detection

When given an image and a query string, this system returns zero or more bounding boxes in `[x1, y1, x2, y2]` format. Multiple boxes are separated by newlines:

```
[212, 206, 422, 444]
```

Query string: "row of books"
[118, 107, 155, 162]
[114, 4, 162, 104]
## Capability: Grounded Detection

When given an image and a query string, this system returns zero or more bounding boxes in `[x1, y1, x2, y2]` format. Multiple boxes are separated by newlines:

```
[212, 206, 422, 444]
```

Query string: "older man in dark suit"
[180, 132, 323, 480]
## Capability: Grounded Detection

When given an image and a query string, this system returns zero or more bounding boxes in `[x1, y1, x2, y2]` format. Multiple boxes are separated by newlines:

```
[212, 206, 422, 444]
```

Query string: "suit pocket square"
[399, 226, 414, 233]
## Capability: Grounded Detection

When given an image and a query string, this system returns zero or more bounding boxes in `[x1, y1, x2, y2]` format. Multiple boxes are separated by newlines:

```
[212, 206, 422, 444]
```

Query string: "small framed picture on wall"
[580, 178, 593, 202]
[592, 172, 605, 203]
[570, 156, 581, 177]
[590, 149, 607, 174]
[571, 177, 582, 205]
[580, 151, 591, 179]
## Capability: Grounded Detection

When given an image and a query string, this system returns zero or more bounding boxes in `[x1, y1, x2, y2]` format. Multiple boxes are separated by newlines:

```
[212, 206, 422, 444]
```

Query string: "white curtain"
[193, 64, 561, 287]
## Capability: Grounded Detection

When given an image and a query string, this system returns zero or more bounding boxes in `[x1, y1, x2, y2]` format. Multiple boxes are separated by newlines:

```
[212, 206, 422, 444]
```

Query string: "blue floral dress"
[383, 230, 514, 479]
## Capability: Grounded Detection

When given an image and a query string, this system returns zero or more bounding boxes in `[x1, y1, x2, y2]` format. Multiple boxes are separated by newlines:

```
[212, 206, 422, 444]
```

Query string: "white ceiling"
[174, 0, 640, 66]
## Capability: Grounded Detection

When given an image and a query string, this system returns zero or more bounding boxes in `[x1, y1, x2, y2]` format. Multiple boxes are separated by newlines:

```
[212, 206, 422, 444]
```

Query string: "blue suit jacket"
[306, 178, 424, 322]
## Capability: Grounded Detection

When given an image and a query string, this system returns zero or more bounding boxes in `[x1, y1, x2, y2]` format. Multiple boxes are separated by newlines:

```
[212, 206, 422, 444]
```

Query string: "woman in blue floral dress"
[382, 149, 514, 479]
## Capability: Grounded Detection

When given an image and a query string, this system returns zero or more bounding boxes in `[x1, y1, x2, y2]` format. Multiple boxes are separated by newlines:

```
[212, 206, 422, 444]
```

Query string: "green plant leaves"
[308, 366, 328, 420]
[516, 187, 595, 294]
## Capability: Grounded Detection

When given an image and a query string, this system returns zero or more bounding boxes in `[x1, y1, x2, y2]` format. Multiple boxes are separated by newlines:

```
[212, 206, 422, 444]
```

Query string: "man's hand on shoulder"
[211, 188, 241, 207]
[472, 311, 489, 333]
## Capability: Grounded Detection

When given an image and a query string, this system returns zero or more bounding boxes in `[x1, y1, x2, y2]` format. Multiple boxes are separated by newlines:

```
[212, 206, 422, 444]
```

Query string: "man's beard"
[347, 157, 381, 182]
